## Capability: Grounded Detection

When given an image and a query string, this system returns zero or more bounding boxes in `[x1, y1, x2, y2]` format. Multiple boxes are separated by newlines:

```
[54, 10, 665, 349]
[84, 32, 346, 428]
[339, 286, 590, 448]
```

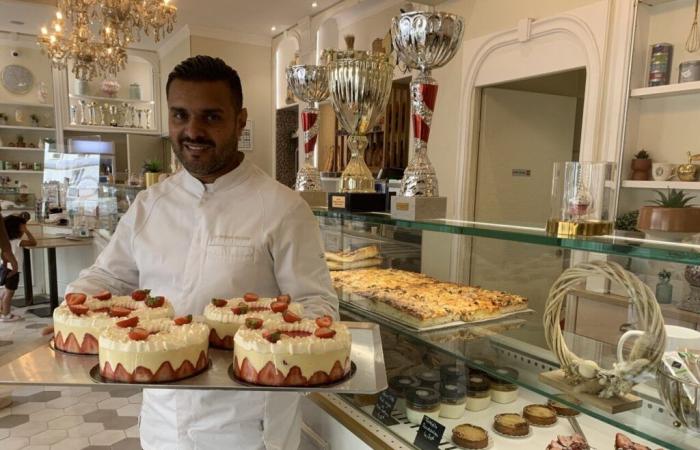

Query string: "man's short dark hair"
[166, 55, 243, 111]
[3, 214, 26, 240]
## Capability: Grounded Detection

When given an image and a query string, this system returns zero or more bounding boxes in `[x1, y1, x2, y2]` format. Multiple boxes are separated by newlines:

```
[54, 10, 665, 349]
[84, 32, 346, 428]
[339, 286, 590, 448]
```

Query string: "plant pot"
[637, 206, 700, 241]
[631, 159, 652, 180]
[144, 172, 160, 188]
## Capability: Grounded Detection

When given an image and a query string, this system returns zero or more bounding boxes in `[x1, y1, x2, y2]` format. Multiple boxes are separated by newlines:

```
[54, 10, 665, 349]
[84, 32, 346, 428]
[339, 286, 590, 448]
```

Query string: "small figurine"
[656, 269, 673, 304]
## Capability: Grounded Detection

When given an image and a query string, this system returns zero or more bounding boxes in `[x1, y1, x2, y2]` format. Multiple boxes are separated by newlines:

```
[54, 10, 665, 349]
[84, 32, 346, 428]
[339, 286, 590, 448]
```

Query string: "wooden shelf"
[621, 180, 700, 190]
[63, 125, 159, 136]
[69, 94, 154, 104]
[630, 80, 700, 99]
[0, 170, 43, 174]
[0, 101, 54, 109]
[0, 125, 56, 131]
[0, 147, 44, 152]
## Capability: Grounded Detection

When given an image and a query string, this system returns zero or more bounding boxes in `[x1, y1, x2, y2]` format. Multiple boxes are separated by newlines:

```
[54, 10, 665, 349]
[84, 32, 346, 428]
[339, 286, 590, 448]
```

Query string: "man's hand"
[1, 250, 17, 276]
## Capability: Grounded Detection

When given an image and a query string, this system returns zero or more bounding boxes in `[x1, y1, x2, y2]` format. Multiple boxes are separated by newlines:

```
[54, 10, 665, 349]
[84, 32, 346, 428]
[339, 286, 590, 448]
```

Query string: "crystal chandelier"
[37, 0, 177, 81]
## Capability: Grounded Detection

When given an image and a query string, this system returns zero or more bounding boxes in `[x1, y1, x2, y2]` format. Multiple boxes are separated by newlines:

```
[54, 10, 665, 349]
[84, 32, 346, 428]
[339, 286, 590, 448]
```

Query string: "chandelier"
[37, 0, 177, 81]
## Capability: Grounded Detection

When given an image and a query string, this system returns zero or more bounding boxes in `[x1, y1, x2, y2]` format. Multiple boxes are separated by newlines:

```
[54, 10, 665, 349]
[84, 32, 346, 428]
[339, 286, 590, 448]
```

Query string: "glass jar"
[440, 363, 466, 384]
[388, 375, 420, 413]
[406, 388, 441, 424]
[416, 368, 441, 389]
[489, 367, 519, 404]
[439, 383, 467, 419]
[465, 374, 491, 411]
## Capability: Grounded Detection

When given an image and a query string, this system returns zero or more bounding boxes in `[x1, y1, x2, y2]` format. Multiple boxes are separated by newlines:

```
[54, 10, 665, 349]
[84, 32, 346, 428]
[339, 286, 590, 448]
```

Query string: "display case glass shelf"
[68, 93, 155, 104]
[0, 125, 55, 131]
[312, 208, 700, 265]
[0, 146, 45, 152]
[0, 101, 54, 108]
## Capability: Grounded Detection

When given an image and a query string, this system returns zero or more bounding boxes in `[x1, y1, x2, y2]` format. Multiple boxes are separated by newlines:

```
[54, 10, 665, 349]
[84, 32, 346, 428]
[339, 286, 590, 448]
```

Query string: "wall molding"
[186, 24, 272, 48]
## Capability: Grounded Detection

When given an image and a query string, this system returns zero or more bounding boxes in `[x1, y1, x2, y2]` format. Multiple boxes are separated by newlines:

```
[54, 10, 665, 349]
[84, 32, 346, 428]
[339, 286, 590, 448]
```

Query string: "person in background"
[0, 210, 19, 277]
[0, 213, 36, 322]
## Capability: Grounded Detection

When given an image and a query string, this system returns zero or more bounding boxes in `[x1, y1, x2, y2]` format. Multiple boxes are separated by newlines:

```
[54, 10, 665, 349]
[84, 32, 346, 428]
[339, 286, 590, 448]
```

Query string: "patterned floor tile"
[58, 387, 92, 397]
[25, 391, 62, 403]
[29, 408, 65, 423]
[24, 445, 51, 450]
[10, 420, 48, 437]
[116, 403, 140, 417]
[103, 416, 138, 430]
[89, 429, 126, 446]
[11, 401, 45, 415]
[108, 389, 141, 398]
[48, 414, 84, 430]
[62, 402, 97, 416]
[25, 323, 46, 329]
[0, 427, 9, 439]
[112, 437, 143, 450]
[30, 429, 67, 445]
[83, 409, 117, 423]
[78, 392, 111, 404]
[67, 422, 104, 438]
[127, 393, 142, 404]
[50, 436, 90, 450]
[0, 436, 30, 450]
[8, 386, 44, 397]
[124, 424, 139, 438]
[0, 414, 29, 428]
[46, 396, 81, 409]
[97, 397, 129, 410]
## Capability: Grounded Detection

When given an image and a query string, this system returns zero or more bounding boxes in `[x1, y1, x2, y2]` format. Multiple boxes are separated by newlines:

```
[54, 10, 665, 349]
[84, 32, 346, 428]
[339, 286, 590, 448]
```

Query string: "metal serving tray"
[0, 322, 387, 394]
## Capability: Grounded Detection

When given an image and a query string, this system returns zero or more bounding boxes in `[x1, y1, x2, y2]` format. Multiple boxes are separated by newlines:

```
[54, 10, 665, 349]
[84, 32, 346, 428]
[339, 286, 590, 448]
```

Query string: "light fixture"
[37, 0, 177, 81]
[311, 2, 318, 7]
[271, 26, 277, 32]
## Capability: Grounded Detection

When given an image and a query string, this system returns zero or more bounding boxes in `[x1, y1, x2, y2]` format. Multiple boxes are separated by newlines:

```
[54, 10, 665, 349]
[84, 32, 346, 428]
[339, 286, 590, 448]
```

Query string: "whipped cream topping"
[53, 295, 174, 330]
[99, 317, 209, 352]
[234, 318, 351, 354]
[204, 299, 303, 323]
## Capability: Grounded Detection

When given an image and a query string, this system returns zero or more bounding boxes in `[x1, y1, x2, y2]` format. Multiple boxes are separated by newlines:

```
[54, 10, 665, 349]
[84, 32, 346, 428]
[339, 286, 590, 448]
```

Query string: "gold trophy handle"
[690, 152, 700, 163]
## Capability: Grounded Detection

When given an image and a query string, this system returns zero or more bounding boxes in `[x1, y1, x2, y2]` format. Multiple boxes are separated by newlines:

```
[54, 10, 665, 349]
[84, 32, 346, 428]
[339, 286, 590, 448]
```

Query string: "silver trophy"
[286, 65, 330, 191]
[392, 10, 464, 197]
[327, 50, 394, 192]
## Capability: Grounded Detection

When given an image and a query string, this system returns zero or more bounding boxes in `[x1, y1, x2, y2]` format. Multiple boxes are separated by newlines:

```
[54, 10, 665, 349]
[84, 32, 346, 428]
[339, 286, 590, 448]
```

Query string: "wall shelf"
[0, 125, 56, 132]
[0, 101, 54, 109]
[63, 125, 160, 136]
[630, 81, 700, 99]
[621, 180, 700, 190]
[69, 93, 155, 104]
[0, 170, 43, 174]
[0, 147, 44, 152]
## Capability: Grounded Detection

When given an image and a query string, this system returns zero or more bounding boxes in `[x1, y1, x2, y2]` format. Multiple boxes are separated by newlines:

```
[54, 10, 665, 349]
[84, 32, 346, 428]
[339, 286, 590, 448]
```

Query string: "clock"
[1, 64, 34, 95]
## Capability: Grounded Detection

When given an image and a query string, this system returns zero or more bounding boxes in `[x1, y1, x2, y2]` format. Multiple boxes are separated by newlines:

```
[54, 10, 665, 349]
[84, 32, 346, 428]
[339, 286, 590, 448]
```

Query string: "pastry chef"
[66, 55, 338, 450]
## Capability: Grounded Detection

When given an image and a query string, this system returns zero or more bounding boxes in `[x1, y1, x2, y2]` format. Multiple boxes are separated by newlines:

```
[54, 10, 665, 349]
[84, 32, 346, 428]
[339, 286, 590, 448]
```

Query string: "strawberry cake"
[53, 289, 174, 354]
[233, 315, 352, 386]
[99, 315, 210, 383]
[203, 293, 303, 349]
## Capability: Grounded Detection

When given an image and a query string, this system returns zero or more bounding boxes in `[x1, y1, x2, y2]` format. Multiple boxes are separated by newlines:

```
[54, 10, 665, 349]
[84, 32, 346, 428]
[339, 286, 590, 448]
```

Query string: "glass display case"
[314, 208, 700, 450]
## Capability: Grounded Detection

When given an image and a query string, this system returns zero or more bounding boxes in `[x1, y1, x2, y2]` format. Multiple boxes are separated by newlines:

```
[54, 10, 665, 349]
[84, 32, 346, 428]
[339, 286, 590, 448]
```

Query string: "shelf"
[313, 208, 700, 265]
[339, 301, 696, 450]
[69, 94, 155, 104]
[621, 180, 700, 190]
[630, 80, 700, 99]
[63, 125, 159, 136]
[0, 101, 54, 109]
[0, 125, 56, 132]
[0, 147, 44, 152]
[0, 170, 43, 174]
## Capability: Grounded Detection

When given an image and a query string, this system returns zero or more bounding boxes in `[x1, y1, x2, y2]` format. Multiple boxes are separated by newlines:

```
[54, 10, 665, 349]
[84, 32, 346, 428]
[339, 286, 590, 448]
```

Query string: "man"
[67, 55, 338, 449]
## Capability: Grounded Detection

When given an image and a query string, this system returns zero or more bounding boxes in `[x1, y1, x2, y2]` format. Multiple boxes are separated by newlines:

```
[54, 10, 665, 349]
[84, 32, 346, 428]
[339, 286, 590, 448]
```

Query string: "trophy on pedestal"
[325, 49, 394, 212]
[390, 10, 464, 219]
[286, 64, 330, 206]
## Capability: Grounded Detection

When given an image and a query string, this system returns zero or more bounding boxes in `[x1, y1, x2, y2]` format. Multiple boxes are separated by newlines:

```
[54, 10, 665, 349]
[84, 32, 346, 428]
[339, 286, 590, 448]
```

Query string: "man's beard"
[173, 136, 239, 177]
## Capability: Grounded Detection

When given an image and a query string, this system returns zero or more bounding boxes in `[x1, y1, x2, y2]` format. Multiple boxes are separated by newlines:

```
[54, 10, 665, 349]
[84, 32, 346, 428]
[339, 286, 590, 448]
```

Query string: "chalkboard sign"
[371, 391, 398, 425]
[413, 415, 445, 450]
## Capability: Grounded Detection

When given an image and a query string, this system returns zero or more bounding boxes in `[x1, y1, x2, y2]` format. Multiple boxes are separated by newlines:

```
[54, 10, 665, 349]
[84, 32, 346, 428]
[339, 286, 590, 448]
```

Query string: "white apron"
[68, 159, 338, 450]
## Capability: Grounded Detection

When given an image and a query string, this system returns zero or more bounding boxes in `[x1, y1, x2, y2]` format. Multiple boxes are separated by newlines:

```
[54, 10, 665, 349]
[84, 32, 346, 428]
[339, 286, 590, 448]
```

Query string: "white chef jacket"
[67, 158, 338, 450]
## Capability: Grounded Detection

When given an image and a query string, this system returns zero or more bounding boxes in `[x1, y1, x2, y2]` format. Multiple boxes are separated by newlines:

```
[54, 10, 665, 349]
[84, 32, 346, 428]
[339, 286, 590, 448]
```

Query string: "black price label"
[413, 415, 445, 450]
[371, 390, 398, 425]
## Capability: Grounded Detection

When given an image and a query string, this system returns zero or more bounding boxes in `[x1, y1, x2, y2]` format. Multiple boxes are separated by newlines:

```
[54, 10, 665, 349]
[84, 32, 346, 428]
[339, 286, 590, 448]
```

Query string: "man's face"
[168, 79, 247, 180]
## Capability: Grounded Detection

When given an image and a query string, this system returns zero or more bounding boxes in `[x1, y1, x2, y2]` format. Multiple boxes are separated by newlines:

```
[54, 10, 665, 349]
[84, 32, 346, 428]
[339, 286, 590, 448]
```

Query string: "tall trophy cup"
[286, 64, 330, 207]
[390, 10, 464, 219]
[326, 49, 394, 212]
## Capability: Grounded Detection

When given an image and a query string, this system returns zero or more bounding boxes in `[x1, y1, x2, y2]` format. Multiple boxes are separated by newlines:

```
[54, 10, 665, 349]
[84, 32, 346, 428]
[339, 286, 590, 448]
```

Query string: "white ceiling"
[0, 0, 343, 48]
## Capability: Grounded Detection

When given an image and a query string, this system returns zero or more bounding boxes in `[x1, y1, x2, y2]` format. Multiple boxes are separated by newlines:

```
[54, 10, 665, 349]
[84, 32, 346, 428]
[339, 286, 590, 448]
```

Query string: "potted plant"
[637, 188, 700, 240]
[30, 114, 40, 127]
[631, 149, 652, 180]
[142, 160, 162, 188]
[0, 113, 7, 125]
[615, 210, 644, 238]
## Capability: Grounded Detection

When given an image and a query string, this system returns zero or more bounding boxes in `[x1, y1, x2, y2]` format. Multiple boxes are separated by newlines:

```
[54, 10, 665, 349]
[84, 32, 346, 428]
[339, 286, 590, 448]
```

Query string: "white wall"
[159, 30, 191, 134]
[190, 36, 274, 175]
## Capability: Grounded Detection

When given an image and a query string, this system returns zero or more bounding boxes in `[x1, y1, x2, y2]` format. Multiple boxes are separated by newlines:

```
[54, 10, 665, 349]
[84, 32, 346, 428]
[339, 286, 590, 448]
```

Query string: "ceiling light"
[312, 2, 318, 7]
[271, 26, 277, 31]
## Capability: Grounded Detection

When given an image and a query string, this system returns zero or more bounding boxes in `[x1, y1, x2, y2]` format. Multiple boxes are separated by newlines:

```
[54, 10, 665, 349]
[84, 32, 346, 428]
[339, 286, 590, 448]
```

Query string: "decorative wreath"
[543, 260, 666, 399]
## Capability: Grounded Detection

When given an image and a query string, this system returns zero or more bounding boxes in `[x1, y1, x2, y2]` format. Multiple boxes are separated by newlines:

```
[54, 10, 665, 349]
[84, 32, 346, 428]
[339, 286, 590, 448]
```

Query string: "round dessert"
[416, 368, 441, 389]
[452, 423, 489, 450]
[233, 315, 351, 386]
[522, 404, 557, 426]
[493, 413, 530, 437]
[99, 316, 209, 383]
[388, 375, 421, 413]
[439, 383, 467, 419]
[489, 366, 519, 404]
[465, 374, 491, 411]
[547, 394, 581, 417]
[53, 289, 174, 355]
[204, 293, 303, 349]
[406, 387, 441, 424]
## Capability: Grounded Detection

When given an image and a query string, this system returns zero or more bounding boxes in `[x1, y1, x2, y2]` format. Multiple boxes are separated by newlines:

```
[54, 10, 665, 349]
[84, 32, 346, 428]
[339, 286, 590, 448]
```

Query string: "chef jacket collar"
[181, 157, 252, 198]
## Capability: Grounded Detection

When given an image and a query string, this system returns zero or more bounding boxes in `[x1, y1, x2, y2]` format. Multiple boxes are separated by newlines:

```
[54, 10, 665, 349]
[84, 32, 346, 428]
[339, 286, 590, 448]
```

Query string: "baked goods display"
[452, 423, 489, 449]
[53, 289, 174, 354]
[331, 268, 528, 327]
[522, 404, 558, 426]
[547, 394, 581, 417]
[546, 434, 589, 450]
[325, 245, 382, 270]
[98, 316, 209, 383]
[203, 293, 303, 349]
[233, 315, 352, 386]
[493, 413, 530, 437]
[614, 433, 661, 450]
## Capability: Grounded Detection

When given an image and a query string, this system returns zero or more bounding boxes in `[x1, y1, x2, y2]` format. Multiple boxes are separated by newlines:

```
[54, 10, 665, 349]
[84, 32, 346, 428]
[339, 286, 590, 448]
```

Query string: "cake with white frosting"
[203, 293, 303, 349]
[99, 316, 210, 383]
[233, 315, 351, 386]
[53, 290, 174, 354]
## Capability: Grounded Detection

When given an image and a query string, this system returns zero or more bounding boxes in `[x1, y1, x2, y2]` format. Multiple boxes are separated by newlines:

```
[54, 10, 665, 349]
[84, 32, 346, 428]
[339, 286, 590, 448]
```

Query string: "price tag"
[371, 390, 398, 425]
[413, 415, 445, 450]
